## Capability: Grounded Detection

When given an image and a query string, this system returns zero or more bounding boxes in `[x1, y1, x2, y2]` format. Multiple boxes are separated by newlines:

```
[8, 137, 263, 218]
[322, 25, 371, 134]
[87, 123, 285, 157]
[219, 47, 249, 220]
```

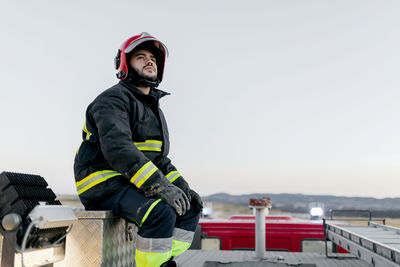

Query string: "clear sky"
[0, 1, 399, 198]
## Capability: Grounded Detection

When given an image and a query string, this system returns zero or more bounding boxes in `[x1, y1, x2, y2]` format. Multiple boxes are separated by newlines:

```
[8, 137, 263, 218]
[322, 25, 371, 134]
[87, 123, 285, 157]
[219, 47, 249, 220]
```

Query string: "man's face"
[129, 49, 158, 81]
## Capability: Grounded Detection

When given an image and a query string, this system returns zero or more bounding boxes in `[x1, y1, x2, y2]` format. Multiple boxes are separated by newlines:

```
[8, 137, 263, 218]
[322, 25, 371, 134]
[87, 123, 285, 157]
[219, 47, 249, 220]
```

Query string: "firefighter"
[74, 32, 202, 267]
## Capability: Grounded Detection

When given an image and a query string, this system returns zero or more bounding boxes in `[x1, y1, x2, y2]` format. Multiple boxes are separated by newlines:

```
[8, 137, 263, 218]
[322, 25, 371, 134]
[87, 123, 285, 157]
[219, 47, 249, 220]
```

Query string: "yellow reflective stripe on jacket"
[83, 122, 92, 141]
[130, 161, 158, 188]
[76, 142, 82, 155]
[134, 140, 162, 152]
[76, 170, 121, 195]
[166, 171, 181, 183]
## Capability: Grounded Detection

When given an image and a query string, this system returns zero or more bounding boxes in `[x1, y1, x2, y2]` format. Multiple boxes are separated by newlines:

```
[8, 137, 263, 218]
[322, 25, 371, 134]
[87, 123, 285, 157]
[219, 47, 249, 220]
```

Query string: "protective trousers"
[97, 185, 201, 267]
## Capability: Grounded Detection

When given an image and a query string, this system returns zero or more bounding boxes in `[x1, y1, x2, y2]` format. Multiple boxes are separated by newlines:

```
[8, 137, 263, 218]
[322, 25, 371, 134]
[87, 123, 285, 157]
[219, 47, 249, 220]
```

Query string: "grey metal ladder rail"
[325, 221, 400, 266]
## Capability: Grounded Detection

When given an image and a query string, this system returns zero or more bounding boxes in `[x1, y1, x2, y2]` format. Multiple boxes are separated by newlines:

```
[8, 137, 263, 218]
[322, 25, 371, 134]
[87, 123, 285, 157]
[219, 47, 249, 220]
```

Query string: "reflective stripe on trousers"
[135, 227, 194, 267]
[171, 227, 194, 257]
[135, 235, 172, 267]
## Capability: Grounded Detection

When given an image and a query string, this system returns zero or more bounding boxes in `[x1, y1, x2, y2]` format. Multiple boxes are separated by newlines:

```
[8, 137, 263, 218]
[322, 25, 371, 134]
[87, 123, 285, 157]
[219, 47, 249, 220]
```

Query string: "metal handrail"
[329, 209, 372, 220]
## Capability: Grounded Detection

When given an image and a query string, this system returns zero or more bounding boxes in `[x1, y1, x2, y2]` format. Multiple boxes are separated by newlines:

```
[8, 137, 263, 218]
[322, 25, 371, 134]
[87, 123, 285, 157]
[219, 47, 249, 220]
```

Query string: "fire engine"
[192, 198, 339, 253]
[197, 215, 328, 252]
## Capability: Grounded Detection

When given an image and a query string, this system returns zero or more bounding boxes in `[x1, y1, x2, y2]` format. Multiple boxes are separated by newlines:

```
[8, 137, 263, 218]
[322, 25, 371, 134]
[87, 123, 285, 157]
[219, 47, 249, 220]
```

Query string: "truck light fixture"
[310, 207, 324, 217]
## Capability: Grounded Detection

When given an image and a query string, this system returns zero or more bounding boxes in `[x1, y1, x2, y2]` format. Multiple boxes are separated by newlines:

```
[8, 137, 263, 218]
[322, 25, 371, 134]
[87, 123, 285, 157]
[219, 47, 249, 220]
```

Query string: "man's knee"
[175, 203, 201, 232]
[140, 200, 177, 238]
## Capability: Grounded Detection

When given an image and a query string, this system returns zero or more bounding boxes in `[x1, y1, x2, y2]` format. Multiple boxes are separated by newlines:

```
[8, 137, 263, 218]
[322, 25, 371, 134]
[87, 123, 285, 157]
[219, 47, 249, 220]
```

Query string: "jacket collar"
[119, 80, 170, 100]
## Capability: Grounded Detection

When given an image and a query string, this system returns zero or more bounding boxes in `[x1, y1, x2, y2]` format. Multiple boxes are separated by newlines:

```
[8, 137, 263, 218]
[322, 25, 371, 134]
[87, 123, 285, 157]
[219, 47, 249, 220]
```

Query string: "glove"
[173, 177, 203, 214]
[157, 183, 190, 216]
[142, 177, 190, 216]
[188, 189, 203, 214]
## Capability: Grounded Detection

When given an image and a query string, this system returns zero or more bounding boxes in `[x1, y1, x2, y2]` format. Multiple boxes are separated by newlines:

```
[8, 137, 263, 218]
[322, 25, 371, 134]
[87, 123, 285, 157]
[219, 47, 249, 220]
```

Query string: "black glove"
[173, 177, 203, 213]
[188, 189, 203, 213]
[141, 176, 190, 216]
[157, 183, 190, 216]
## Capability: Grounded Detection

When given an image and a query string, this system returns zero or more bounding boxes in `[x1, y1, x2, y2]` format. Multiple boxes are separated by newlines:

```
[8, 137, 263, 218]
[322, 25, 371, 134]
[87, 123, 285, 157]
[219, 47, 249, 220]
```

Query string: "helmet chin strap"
[126, 67, 159, 88]
[136, 78, 159, 88]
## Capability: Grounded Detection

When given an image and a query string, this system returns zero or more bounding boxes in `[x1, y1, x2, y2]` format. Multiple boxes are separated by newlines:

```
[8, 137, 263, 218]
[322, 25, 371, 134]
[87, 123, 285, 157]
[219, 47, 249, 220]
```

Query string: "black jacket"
[74, 80, 181, 209]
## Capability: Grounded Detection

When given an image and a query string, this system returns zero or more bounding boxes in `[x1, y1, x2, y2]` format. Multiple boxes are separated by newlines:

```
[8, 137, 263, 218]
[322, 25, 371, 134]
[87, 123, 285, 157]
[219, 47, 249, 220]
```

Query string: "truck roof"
[175, 250, 369, 266]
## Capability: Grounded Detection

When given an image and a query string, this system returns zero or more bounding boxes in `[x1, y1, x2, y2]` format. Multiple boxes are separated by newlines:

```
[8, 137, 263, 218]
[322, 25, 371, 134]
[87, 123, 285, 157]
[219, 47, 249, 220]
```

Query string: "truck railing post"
[249, 197, 272, 260]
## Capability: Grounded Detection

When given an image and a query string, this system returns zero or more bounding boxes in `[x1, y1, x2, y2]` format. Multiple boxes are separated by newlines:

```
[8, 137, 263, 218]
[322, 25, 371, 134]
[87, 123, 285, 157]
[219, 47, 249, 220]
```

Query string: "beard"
[133, 66, 157, 81]
[126, 66, 159, 88]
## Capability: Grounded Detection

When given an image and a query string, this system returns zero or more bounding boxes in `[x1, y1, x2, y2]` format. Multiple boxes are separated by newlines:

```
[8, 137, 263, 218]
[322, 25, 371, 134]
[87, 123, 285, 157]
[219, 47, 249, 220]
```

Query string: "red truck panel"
[199, 219, 324, 252]
[229, 215, 292, 221]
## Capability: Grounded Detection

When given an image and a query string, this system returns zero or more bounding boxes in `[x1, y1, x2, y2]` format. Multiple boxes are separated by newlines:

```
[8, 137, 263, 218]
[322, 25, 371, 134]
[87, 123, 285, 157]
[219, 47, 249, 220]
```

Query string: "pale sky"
[0, 0, 399, 198]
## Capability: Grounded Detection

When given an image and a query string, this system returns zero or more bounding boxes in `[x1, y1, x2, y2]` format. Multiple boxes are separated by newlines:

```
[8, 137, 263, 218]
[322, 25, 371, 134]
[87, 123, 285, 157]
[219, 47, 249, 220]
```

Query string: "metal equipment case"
[55, 210, 137, 267]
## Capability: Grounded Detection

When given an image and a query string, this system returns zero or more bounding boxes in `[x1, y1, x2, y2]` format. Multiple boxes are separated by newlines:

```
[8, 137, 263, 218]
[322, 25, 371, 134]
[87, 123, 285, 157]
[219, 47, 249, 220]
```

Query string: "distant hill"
[203, 193, 400, 218]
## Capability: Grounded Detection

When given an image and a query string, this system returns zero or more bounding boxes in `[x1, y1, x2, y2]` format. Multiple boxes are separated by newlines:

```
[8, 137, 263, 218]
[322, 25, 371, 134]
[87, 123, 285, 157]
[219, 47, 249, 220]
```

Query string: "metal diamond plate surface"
[55, 211, 137, 267]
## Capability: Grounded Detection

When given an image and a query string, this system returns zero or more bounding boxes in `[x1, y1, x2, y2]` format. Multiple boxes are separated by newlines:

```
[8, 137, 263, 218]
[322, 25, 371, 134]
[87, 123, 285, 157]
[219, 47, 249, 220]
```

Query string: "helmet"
[114, 32, 169, 85]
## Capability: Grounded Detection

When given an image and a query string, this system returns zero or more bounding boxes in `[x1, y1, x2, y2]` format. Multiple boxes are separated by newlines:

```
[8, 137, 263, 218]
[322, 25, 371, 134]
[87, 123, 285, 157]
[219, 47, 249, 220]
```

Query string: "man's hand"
[189, 189, 203, 213]
[173, 177, 203, 213]
[157, 184, 190, 216]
